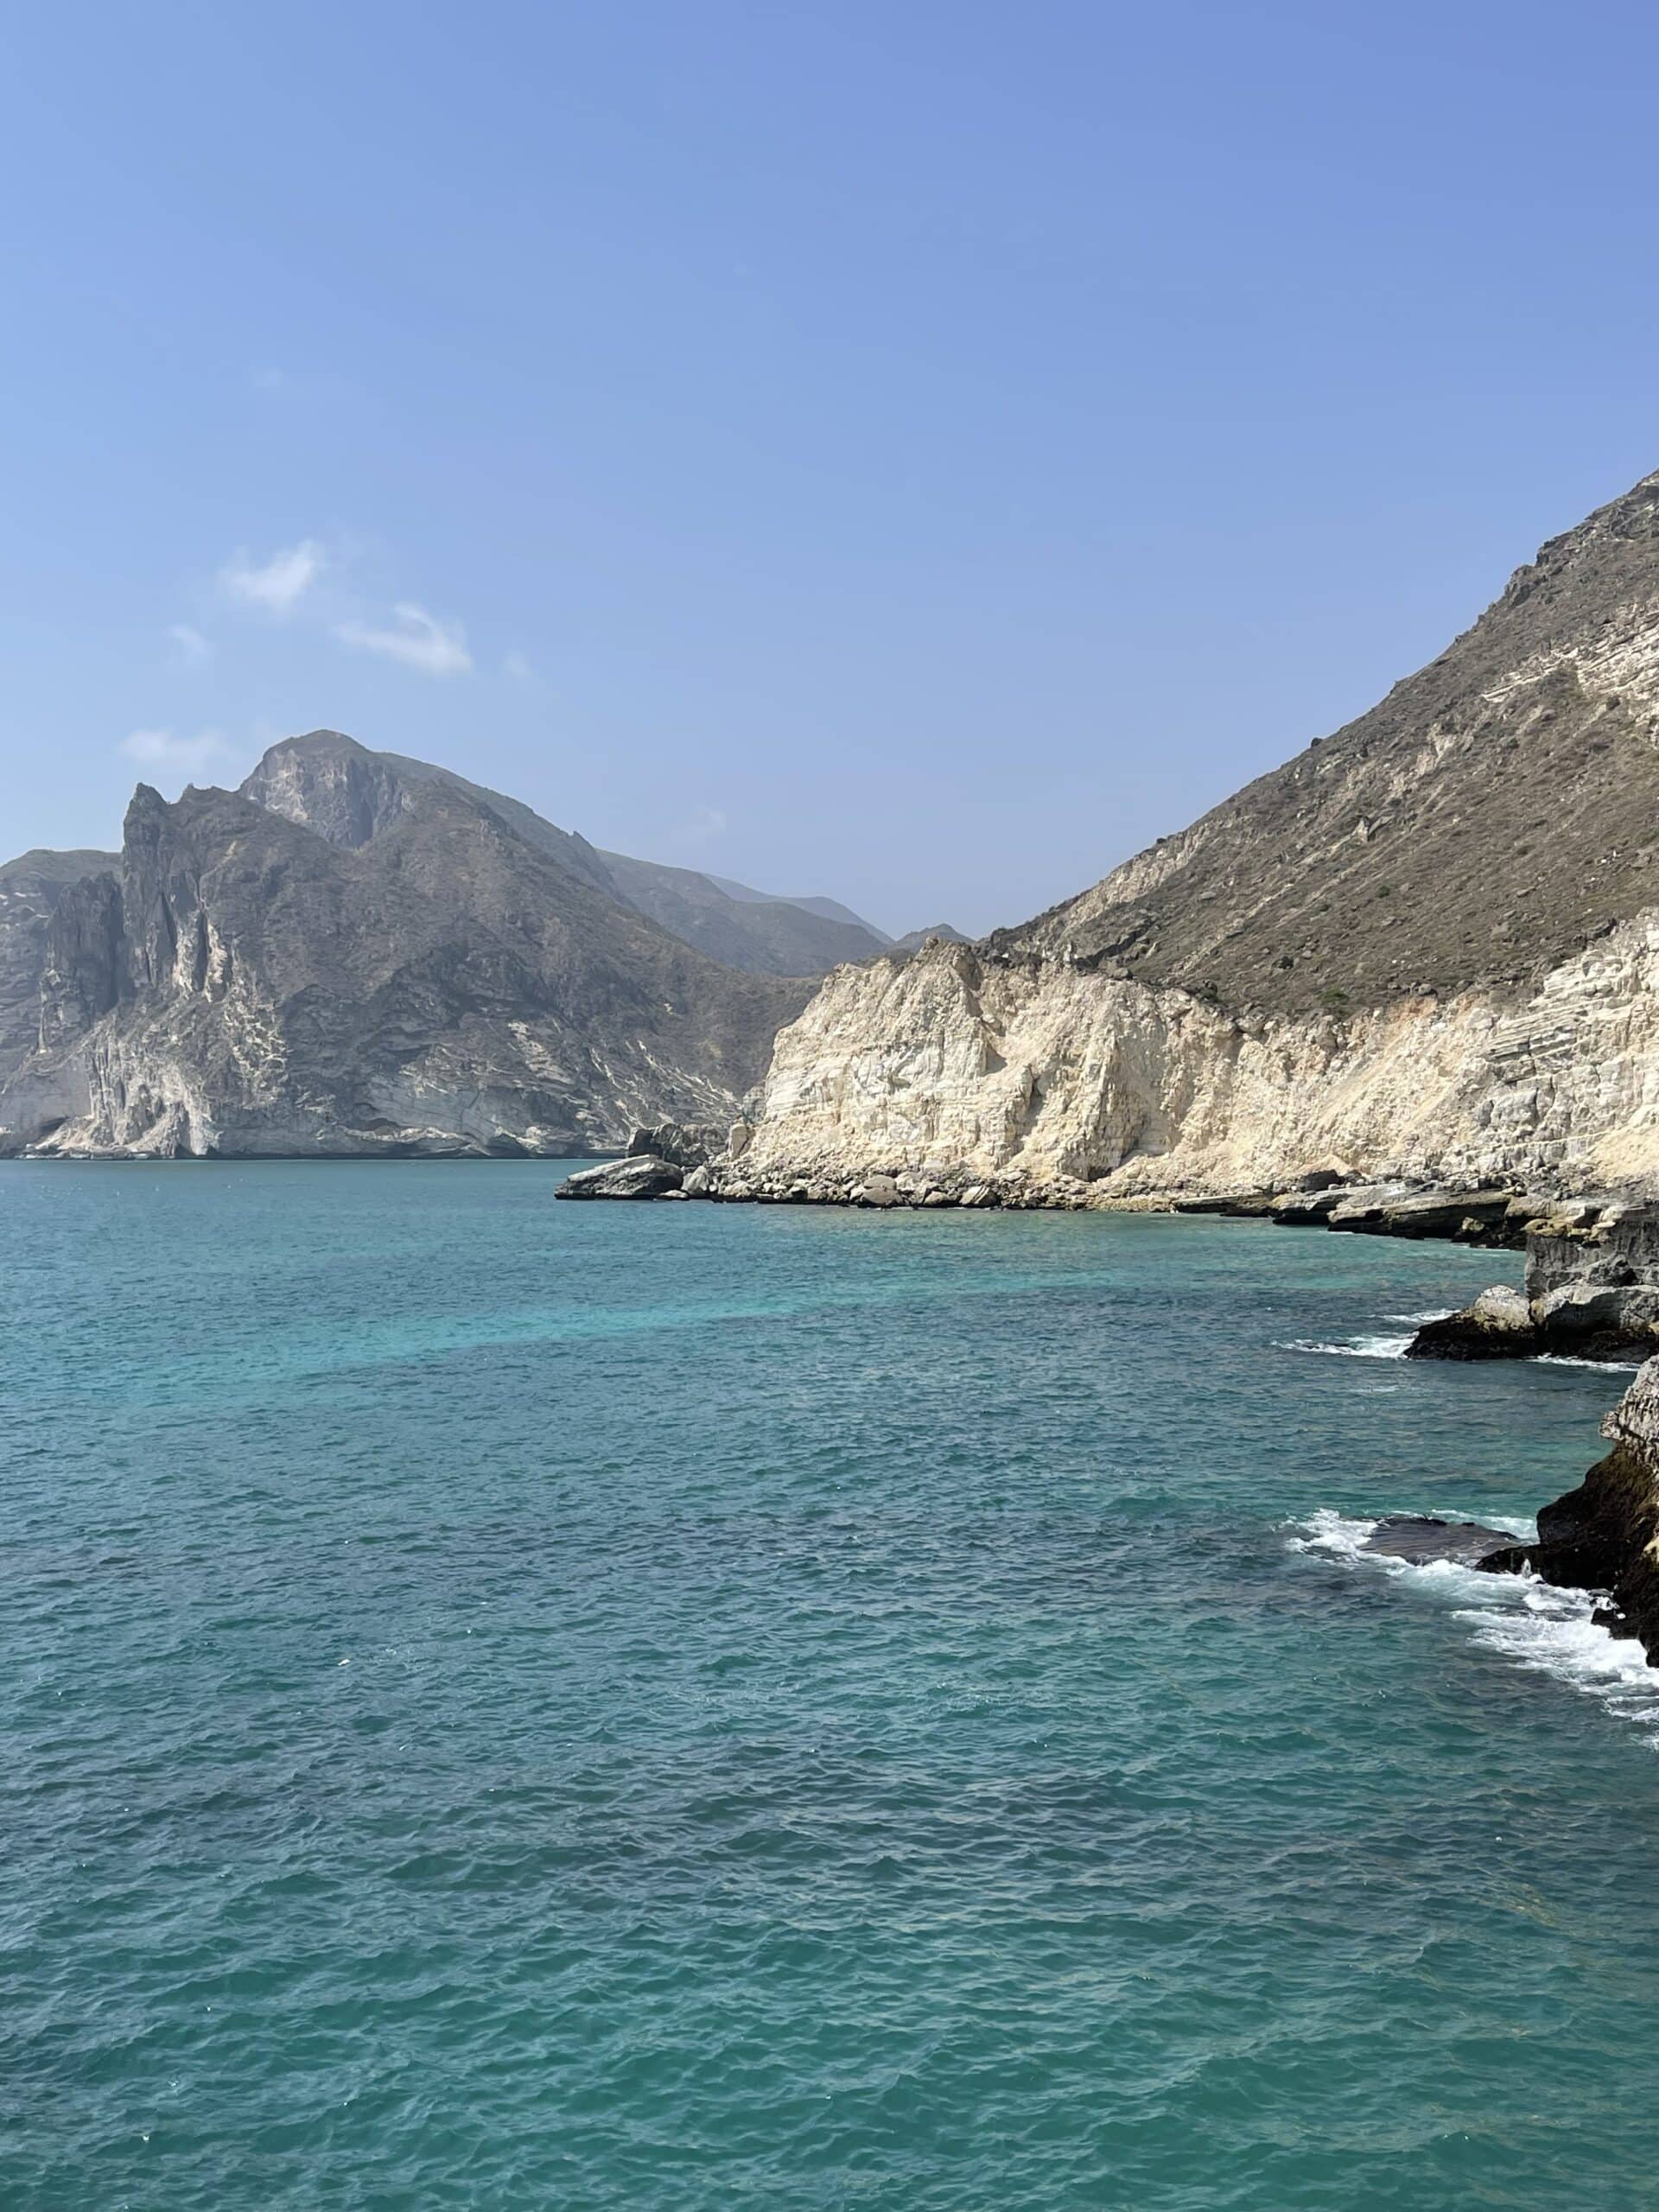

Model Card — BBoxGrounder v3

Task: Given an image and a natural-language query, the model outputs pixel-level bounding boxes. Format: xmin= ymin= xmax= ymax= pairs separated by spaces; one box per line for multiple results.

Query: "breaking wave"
xmin=1291 ymin=1509 xmax=1659 ymax=1741
xmin=1280 ymin=1333 xmax=1415 ymax=1360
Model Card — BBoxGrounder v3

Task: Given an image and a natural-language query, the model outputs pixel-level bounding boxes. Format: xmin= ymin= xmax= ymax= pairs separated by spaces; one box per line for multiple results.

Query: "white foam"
xmin=1287 ymin=1505 xmax=1379 ymax=1560
xmin=1284 ymin=1332 xmax=1642 ymax=1375
xmin=1281 ymin=1334 xmax=1414 ymax=1361
xmin=1291 ymin=1510 xmax=1659 ymax=1742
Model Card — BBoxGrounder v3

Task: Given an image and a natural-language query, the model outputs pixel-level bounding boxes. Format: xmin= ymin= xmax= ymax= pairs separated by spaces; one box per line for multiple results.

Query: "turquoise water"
xmin=5 ymin=1164 xmax=1659 ymax=2211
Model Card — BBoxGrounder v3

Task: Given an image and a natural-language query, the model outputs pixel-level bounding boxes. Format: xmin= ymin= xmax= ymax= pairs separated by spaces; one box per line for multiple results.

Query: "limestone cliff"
xmin=719 ymin=469 xmax=1659 ymax=1204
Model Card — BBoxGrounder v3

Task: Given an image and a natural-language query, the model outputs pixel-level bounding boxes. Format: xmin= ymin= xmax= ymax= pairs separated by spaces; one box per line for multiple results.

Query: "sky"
xmin=2 ymin=2 xmax=1657 ymax=937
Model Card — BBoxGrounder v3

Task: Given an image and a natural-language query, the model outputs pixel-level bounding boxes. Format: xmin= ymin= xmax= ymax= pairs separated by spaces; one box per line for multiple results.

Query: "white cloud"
xmin=504 ymin=650 xmax=533 ymax=681
xmin=120 ymin=728 xmax=229 ymax=772
xmin=334 ymin=602 xmax=473 ymax=677
xmin=220 ymin=538 xmax=324 ymax=613
xmin=681 ymin=803 xmax=728 ymax=845
xmin=168 ymin=622 xmax=212 ymax=663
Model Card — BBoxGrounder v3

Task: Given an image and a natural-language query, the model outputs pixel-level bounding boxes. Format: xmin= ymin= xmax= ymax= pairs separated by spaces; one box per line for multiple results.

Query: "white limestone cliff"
xmin=725 ymin=915 xmax=1659 ymax=1202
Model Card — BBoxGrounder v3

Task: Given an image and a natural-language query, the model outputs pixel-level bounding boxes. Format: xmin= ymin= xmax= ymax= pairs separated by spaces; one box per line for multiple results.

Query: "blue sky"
xmin=3 ymin=1 xmax=1656 ymax=933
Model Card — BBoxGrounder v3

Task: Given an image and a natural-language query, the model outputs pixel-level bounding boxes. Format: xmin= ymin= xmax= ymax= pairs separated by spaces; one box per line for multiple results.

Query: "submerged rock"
xmin=555 ymin=1154 xmax=683 ymax=1200
xmin=1363 ymin=1516 xmax=1522 ymax=1566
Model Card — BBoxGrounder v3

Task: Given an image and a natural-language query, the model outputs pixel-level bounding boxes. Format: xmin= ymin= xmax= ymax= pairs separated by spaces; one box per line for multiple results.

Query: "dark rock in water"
xmin=1173 ymin=1192 xmax=1275 ymax=1217
xmin=1592 ymin=1602 xmax=1640 ymax=1640
xmin=1268 ymin=1189 xmax=1346 ymax=1227
xmin=555 ymin=1154 xmax=683 ymax=1199
xmin=1363 ymin=1516 xmax=1522 ymax=1566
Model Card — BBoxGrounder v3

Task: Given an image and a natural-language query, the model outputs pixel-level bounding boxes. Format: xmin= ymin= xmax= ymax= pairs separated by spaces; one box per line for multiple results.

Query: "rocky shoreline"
xmin=558 ymin=1125 xmax=1533 ymax=1232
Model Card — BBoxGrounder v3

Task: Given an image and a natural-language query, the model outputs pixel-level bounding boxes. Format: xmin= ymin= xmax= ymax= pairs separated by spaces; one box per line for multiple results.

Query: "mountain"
xmin=241 ymin=728 xmax=622 ymax=896
xmin=0 ymin=766 xmax=809 ymax=1158
xmin=715 ymin=468 xmax=1659 ymax=1204
xmin=594 ymin=850 xmax=889 ymax=975
xmin=0 ymin=848 xmax=118 ymax=1084
xmin=243 ymin=731 xmax=888 ymax=977
xmin=709 ymin=879 xmax=888 ymax=933
xmin=999 ymin=472 xmax=1659 ymax=1013
xmin=889 ymin=924 xmax=969 ymax=954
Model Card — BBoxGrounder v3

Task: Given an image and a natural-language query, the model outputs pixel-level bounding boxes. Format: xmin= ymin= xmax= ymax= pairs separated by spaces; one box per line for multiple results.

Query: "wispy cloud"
xmin=680 ymin=803 xmax=728 ymax=846
xmin=168 ymin=622 xmax=212 ymax=663
xmin=120 ymin=728 xmax=229 ymax=772
xmin=334 ymin=602 xmax=473 ymax=677
xmin=504 ymin=650 xmax=533 ymax=681
xmin=219 ymin=538 xmax=324 ymax=613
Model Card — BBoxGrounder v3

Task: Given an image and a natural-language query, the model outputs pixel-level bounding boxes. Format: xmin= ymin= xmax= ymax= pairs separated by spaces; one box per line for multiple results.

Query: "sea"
xmin=5 ymin=1160 xmax=1659 ymax=2210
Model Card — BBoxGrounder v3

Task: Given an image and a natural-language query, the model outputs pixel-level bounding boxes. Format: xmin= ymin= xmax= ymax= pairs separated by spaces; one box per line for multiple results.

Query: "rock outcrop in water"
xmin=0 ymin=779 xmax=809 ymax=1158
xmin=699 ymin=468 xmax=1659 ymax=1207
xmin=556 ymin=1154 xmax=688 ymax=1199
xmin=1479 ymin=1357 xmax=1659 ymax=1662
xmin=1408 ymin=1200 xmax=1659 ymax=1363
xmin=1363 ymin=1516 xmax=1523 ymax=1567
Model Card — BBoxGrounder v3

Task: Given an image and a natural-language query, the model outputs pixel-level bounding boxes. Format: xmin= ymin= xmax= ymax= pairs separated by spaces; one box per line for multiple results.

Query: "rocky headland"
xmin=647 ymin=469 xmax=1659 ymax=1216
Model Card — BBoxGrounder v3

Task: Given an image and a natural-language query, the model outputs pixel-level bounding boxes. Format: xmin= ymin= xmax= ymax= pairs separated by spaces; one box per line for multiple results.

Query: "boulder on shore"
xmin=626 ymin=1122 xmax=722 ymax=1170
xmin=1406 ymin=1286 xmax=1538 ymax=1360
xmin=555 ymin=1154 xmax=683 ymax=1200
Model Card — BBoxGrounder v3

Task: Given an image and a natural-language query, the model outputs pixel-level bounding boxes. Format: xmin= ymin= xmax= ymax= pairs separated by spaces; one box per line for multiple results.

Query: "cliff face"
xmin=728 ymin=470 xmax=1659 ymax=1201
xmin=732 ymin=918 xmax=1659 ymax=1198
xmin=2 ymin=781 xmax=807 ymax=1158
xmin=0 ymin=848 xmax=118 ymax=1083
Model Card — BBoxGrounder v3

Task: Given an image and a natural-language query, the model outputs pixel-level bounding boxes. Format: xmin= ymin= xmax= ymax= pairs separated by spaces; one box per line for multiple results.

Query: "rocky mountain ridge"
xmin=241 ymin=730 xmax=895 ymax=978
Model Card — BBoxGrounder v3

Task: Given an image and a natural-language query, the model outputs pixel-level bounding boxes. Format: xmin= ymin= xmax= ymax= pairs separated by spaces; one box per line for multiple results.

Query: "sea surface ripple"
xmin=3 ymin=1162 xmax=1659 ymax=2210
